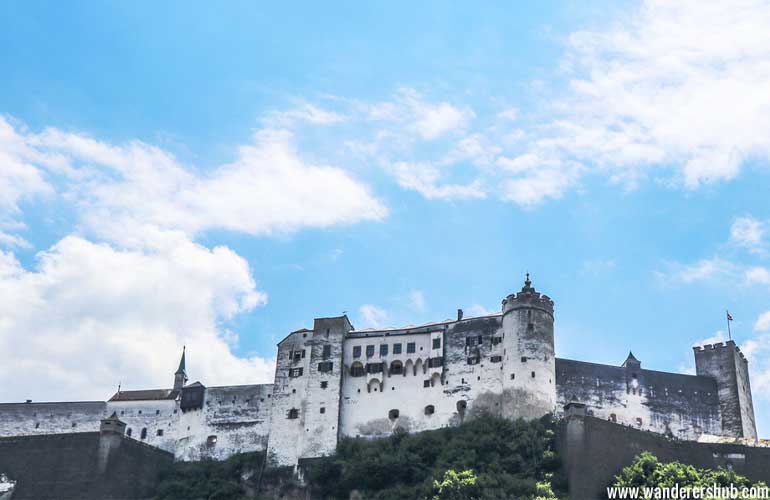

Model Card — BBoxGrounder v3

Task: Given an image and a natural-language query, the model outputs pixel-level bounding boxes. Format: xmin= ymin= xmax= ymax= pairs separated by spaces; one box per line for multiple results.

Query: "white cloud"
xmin=755 ymin=311 xmax=770 ymax=333
xmin=466 ymin=304 xmax=497 ymax=317
xmin=408 ymin=290 xmax=426 ymax=312
xmin=358 ymin=304 xmax=389 ymax=329
xmin=505 ymin=0 xmax=770 ymax=200
xmin=390 ymin=161 xmax=486 ymax=200
xmin=266 ymin=103 xmax=345 ymax=127
xmin=0 ymin=117 xmax=388 ymax=247
xmin=693 ymin=330 xmax=728 ymax=347
xmin=0 ymin=235 xmax=273 ymax=402
xmin=731 ymin=217 xmax=768 ymax=254
xmin=746 ymin=266 xmax=770 ymax=286
xmin=661 ymin=258 xmax=739 ymax=284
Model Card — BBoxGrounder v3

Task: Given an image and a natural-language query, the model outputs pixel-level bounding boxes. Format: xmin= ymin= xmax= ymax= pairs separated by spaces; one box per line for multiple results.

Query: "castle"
xmin=0 ymin=276 xmax=758 ymax=468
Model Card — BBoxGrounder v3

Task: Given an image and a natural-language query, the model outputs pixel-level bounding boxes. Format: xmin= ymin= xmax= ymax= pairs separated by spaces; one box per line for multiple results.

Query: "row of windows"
xmin=126 ymin=427 xmax=163 ymax=439
xmin=352 ymin=338 xmax=442 ymax=359
xmin=289 ymin=345 xmax=333 ymax=362
xmin=349 ymin=358 xmax=444 ymax=377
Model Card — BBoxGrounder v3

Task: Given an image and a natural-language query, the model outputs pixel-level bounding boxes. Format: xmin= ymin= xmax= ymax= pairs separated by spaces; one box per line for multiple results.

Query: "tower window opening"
xmin=157 ymin=429 xmax=164 ymax=436
xmin=288 ymin=408 xmax=299 ymax=419
xmin=521 ymin=356 xmax=528 ymax=363
xmin=207 ymin=435 xmax=217 ymax=447
xmin=511 ymin=373 xmax=515 ymax=380
xmin=424 ymin=405 xmax=435 ymax=415
xmin=140 ymin=428 xmax=147 ymax=440
xmin=531 ymin=371 xmax=536 ymax=378
xmin=388 ymin=409 xmax=400 ymax=420
xmin=127 ymin=428 xmax=132 ymax=437
xmin=321 ymin=381 xmax=328 ymax=389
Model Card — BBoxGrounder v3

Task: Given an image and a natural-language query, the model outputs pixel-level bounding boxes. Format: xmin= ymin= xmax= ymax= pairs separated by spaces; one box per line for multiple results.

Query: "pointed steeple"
xmin=175 ymin=346 xmax=186 ymax=375
xmin=622 ymin=351 xmax=641 ymax=369
xmin=173 ymin=346 xmax=188 ymax=391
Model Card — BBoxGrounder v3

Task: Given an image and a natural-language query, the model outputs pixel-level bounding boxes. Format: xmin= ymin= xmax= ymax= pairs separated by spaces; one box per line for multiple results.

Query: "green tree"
xmin=612 ymin=452 xmax=769 ymax=500
xmin=432 ymin=469 xmax=479 ymax=500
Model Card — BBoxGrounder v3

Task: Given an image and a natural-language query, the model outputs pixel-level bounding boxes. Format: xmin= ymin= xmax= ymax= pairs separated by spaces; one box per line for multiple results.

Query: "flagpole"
xmin=726 ymin=310 xmax=732 ymax=341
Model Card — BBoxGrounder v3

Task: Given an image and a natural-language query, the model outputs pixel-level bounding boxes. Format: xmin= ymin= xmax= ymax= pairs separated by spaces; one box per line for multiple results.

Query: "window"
xmin=207 ymin=435 xmax=217 ymax=447
xmin=610 ymin=414 xmax=617 ymax=423
xmin=71 ymin=422 xmax=77 ymax=428
xmin=390 ymin=360 xmax=403 ymax=375
xmin=407 ymin=342 xmax=416 ymax=354
xmin=424 ymin=405 xmax=435 ymax=415
xmin=318 ymin=361 xmax=333 ymax=373
xmin=531 ymin=371 xmax=536 ymax=378
xmin=423 ymin=380 xmax=431 ymax=388
xmin=350 ymin=362 xmax=365 ymax=377
xmin=289 ymin=367 xmax=304 ymax=378
xmin=432 ymin=338 xmax=441 ymax=349
xmin=140 ymin=428 xmax=147 ymax=440
xmin=380 ymin=344 xmax=388 ymax=356
xmin=510 ymin=373 xmax=515 ymax=380
xmin=366 ymin=345 xmax=375 ymax=357
xmin=428 ymin=357 xmax=443 ymax=368
xmin=490 ymin=355 xmax=502 ymax=363
xmin=491 ymin=337 xmax=502 ymax=345
xmin=35 ymin=422 xmax=40 ymax=429
xmin=323 ymin=345 xmax=331 ymax=359
xmin=127 ymin=428 xmax=132 ymax=437
xmin=465 ymin=335 xmax=483 ymax=347
xmin=353 ymin=346 xmax=362 ymax=358
xmin=636 ymin=417 xmax=643 ymax=427
xmin=157 ymin=429 xmax=164 ymax=436
xmin=521 ymin=356 xmax=528 ymax=363
xmin=321 ymin=381 xmax=328 ymax=389
xmin=366 ymin=362 xmax=384 ymax=374
xmin=467 ymin=357 xmax=479 ymax=365
xmin=388 ymin=409 xmax=400 ymax=420
xmin=138 ymin=410 xmax=142 ymax=414
xmin=156 ymin=409 xmax=160 ymax=415
xmin=457 ymin=400 xmax=467 ymax=412
xmin=393 ymin=343 xmax=402 ymax=354
xmin=320 ymin=407 xmax=326 ymax=414
xmin=288 ymin=408 xmax=299 ymax=419
xmin=290 ymin=349 xmax=305 ymax=362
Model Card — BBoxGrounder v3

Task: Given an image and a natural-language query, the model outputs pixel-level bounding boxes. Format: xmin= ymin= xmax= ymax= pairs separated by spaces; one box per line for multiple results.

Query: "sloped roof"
xmin=108 ymin=388 xmax=178 ymax=402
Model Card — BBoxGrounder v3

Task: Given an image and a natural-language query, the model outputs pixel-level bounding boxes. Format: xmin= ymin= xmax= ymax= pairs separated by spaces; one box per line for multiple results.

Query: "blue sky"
xmin=1 ymin=1 xmax=769 ymax=436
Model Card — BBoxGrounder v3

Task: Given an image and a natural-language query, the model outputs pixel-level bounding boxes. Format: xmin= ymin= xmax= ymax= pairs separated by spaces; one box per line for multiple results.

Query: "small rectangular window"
xmin=380 ymin=344 xmax=388 ymax=356
xmin=491 ymin=337 xmax=502 ymax=345
xmin=477 ymin=335 xmax=483 ymax=344
xmin=521 ymin=356 xmax=528 ymax=363
xmin=531 ymin=371 xmax=536 ymax=378
xmin=432 ymin=338 xmax=441 ymax=349
xmin=423 ymin=380 xmax=431 ymax=388
xmin=428 ymin=357 xmax=444 ymax=368
xmin=157 ymin=429 xmax=164 ymax=436
xmin=320 ymin=407 xmax=326 ymax=414
xmin=321 ymin=381 xmax=328 ymax=389
xmin=353 ymin=346 xmax=362 ymax=358
xmin=318 ymin=361 xmax=333 ymax=373
xmin=407 ymin=342 xmax=416 ymax=354
xmin=490 ymin=355 xmax=502 ymax=363
xmin=289 ymin=367 xmax=304 ymax=378
xmin=467 ymin=357 xmax=479 ymax=365
xmin=322 ymin=345 xmax=331 ymax=358
xmin=366 ymin=345 xmax=375 ymax=357
xmin=288 ymin=408 xmax=299 ymax=419
xmin=393 ymin=343 xmax=402 ymax=354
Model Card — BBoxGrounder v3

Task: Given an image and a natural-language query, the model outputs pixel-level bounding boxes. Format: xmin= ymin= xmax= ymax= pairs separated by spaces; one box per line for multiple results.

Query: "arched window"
xmin=350 ymin=362 xmax=365 ymax=377
xmin=389 ymin=360 xmax=403 ymax=375
xmin=424 ymin=405 xmax=435 ymax=415
xmin=207 ymin=435 xmax=217 ymax=447
xmin=140 ymin=428 xmax=147 ymax=440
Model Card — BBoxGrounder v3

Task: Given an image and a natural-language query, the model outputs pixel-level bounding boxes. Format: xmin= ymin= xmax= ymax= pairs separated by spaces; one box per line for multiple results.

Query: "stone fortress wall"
xmin=0 ymin=277 xmax=759 ymax=468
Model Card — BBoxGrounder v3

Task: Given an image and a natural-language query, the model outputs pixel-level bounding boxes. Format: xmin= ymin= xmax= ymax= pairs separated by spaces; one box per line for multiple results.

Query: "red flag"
xmin=727 ymin=311 xmax=734 ymax=321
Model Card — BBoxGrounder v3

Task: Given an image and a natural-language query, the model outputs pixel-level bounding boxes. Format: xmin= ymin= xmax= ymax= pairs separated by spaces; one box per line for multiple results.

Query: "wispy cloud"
xmin=359 ymin=304 xmax=389 ymax=329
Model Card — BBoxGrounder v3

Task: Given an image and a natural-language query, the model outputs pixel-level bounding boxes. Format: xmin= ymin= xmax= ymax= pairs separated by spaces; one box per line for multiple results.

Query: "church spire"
xmin=173 ymin=346 xmax=188 ymax=391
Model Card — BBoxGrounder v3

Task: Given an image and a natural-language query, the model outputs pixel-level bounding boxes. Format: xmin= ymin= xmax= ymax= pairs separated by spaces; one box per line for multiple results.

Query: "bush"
xmin=307 ymin=414 xmax=564 ymax=500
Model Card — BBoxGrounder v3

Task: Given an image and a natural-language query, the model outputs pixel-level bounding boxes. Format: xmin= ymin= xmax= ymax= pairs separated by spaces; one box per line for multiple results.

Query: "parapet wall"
xmin=559 ymin=413 xmax=770 ymax=500
xmin=0 ymin=431 xmax=173 ymax=499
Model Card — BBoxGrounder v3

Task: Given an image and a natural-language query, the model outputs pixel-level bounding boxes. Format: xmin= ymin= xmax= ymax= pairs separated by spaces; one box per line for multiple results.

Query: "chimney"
xmin=457 ymin=309 xmax=463 ymax=321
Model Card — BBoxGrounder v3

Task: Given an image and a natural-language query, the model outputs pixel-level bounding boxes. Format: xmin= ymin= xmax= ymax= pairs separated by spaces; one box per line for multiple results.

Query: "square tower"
xmin=693 ymin=341 xmax=757 ymax=440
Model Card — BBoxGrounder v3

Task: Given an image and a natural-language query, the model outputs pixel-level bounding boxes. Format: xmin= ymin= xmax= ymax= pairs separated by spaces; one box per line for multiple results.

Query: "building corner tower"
xmin=693 ymin=340 xmax=757 ymax=440
xmin=501 ymin=274 xmax=556 ymax=420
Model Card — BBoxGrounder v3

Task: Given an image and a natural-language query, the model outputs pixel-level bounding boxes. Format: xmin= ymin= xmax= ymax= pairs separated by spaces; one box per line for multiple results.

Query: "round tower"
xmin=500 ymin=274 xmax=555 ymax=420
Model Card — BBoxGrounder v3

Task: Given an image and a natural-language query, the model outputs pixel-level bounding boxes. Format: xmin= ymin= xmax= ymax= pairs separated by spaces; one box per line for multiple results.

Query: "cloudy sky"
xmin=1 ymin=0 xmax=769 ymax=435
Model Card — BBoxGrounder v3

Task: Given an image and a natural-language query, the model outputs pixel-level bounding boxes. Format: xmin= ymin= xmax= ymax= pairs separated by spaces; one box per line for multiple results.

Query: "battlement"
xmin=692 ymin=340 xmax=747 ymax=362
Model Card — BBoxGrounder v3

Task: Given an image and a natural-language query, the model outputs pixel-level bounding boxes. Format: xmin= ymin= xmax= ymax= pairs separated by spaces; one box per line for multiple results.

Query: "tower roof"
xmin=622 ymin=351 xmax=641 ymax=367
xmin=175 ymin=346 xmax=186 ymax=375
xmin=521 ymin=272 xmax=535 ymax=293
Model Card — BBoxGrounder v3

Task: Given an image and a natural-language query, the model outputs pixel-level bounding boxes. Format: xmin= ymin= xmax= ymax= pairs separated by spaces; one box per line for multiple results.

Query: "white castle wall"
xmin=0 ymin=402 xmax=106 ymax=436
xmin=107 ymin=399 xmax=179 ymax=452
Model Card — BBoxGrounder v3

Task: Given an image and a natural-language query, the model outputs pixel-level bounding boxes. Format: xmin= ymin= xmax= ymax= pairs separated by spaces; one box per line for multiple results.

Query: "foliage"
xmin=612 ymin=452 xmax=769 ymax=500
xmin=153 ymin=451 xmax=265 ymax=500
xmin=307 ymin=414 xmax=564 ymax=500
